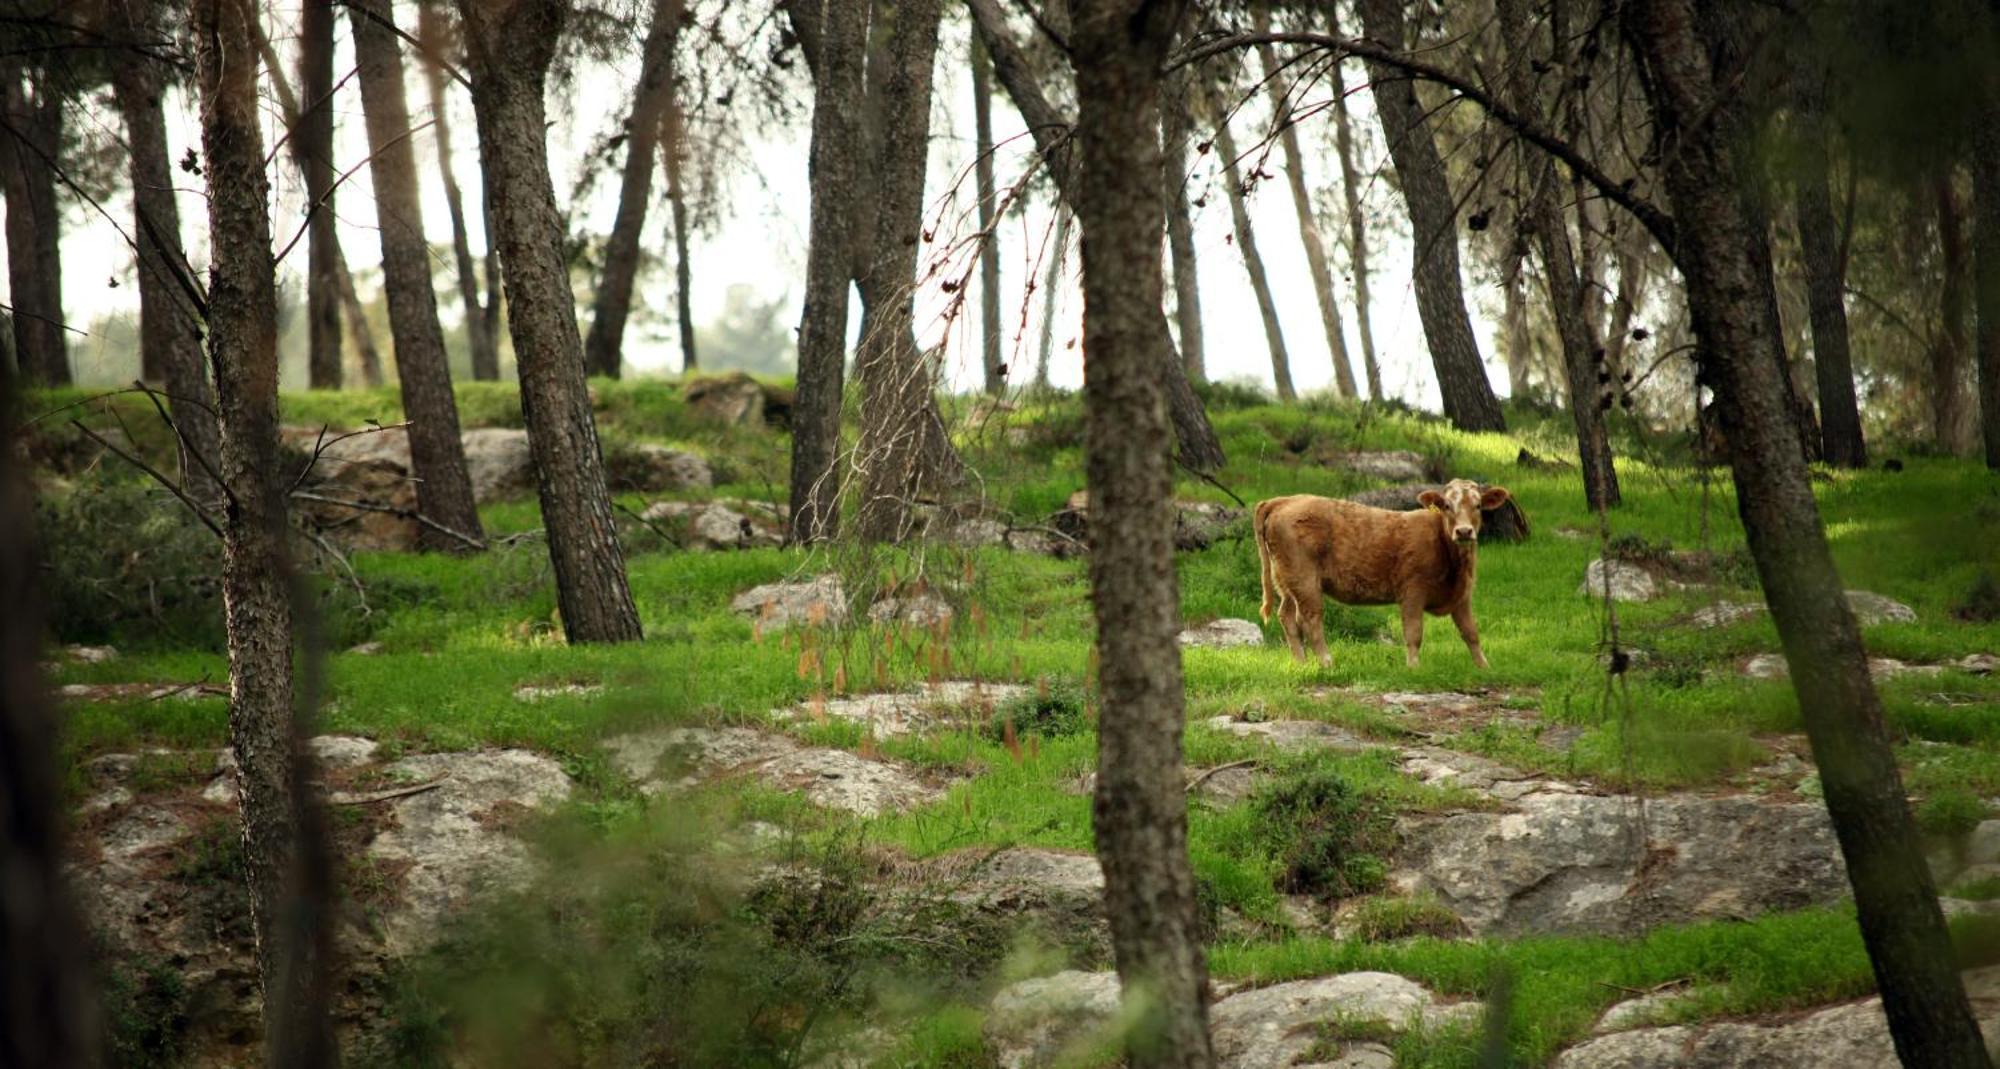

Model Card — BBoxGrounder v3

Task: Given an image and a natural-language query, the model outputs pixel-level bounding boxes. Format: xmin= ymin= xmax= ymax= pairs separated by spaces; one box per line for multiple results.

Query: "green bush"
xmin=1250 ymin=763 xmax=1396 ymax=900
xmin=35 ymin=471 xmax=226 ymax=649
xmin=1918 ymin=789 xmax=1989 ymax=836
xmin=987 ymin=681 xmax=1091 ymax=743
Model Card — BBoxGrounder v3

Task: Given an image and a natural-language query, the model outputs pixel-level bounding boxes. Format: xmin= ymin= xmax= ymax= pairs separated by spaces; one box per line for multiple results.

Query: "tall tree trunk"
xmin=1255 ymin=14 xmax=1357 ymax=399
xmin=1496 ymin=0 xmax=1618 ymax=509
xmin=968 ymin=0 xmax=1226 ymax=471
xmin=416 ymin=0 xmax=498 ymax=382
xmin=1072 ymin=2 xmax=1216 ymax=1062
xmin=1356 ymin=0 xmax=1504 ymax=431
xmin=1624 ymin=3 xmax=1991 ymax=1064
xmin=1327 ymin=3 xmax=1381 ymax=401
xmin=192 ymin=1 xmax=335 ymax=1059
xmin=480 ymin=166 xmax=504 ymax=373
xmin=1207 ymin=93 xmax=1295 ymax=401
xmin=1792 ymin=78 xmax=1867 ymax=468
xmin=1501 ymin=249 xmax=1532 ymax=397
xmin=337 ymin=257 xmax=387 ymax=387
xmin=350 ymin=0 xmax=486 ymax=554
xmin=786 ymin=0 xmax=867 ymax=544
xmin=1935 ymin=173 xmax=1981 ymax=456
xmin=1162 ymin=70 xmax=1204 ymax=382
xmin=1 ymin=65 xmax=67 ymax=386
xmin=852 ymin=0 xmax=962 ymax=543
xmin=1036 ymin=203 xmax=1071 ymax=389
xmin=458 ymin=0 xmax=642 ymax=643
xmin=582 ymin=0 xmax=683 ymax=380
xmin=974 ymin=37 xmax=1005 ymax=395
xmin=299 ymin=0 xmax=342 ymax=389
xmin=1978 ymin=87 xmax=2000 ymax=470
xmin=112 ymin=0 xmax=222 ymax=500
xmin=663 ymin=96 xmax=697 ymax=372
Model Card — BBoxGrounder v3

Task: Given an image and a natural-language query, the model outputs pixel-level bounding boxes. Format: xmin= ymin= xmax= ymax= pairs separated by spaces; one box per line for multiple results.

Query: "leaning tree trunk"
xmin=968 ymin=0 xmax=1226 ymax=471
xmin=1072 ymin=1 xmax=1216 ymax=1062
xmin=416 ymin=0 xmax=499 ymax=382
xmin=1 ymin=66 xmax=67 ymax=386
xmin=350 ymin=0 xmax=486 ymax=554
xmin=299 ymin=0 xmax=342 ymax=389
xmin=786 ymin=0 xmax=867 ymax=544
xmin=582 ymin=0 xmax=683 ymax=380
xmin=974 ymin=37 xmax=1005 ymax=395
xmin=852 ymin=0 xmax=962 ymax=543
xmin=1327 ymin=2 xmax=1381 ymax=401
xmin=1624 ymin=2 xmax=1991 ymax=1065
xmin=458 ymin=0 xmax=642 ymax=643
xmin=1792 ymin=77 xmax=1866 ymax=468
xmin=111 ymin=0 xmax=222 ymax=501
xmin=1978 ymin=85 xmax=2000 ymax=470
xmin=663 ymin=96 xmax=697 ymax=372
xmin=1357 ymin=0 xmax=1504 ymax=431
xmin=1255 ymin=15 xmax=1357 ymax=399
xmin=1207 ymin=91 xmax=1296 ymax=402
xmin=1496 ymin=0 xmax=1618 ymax=509
xmin=1935 ymin=173 xmax=1981 ymax=457
xmin=1036 ymin=203 xmax=1072 ymax=388
xmin=1162 ymin=68 xmax=1205 ymax=382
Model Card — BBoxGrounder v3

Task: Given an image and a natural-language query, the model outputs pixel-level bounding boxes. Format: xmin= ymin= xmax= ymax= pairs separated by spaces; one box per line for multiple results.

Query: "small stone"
xmin=347 ymin=641 xmax=384 ymax=656
xmin=868 ymin=595 xmax=956 ymax=628
xmin=65 ymin=644 xmax=118 ymax=664
xmin=1580 ymin=559 xmax=1657 ymax=602
xmin=1957 ymin=653 xmax=1999 ymax=675
xmin=512 ymin=682 xmax=604 ymax=703
xmin=1690 ymin=601 xmax=1765 ymax=628
xmin=1594 ymin=988 xmax=1700 ymax=1034
xmin=1179 ymin=618 xmax=1265 ymax=649
xmin=309 ymin=735 xmax=379 ymax=768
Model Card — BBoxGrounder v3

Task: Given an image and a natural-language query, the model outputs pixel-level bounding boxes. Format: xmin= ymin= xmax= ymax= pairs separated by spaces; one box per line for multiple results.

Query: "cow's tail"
xmin=1255 ymin=499 xmax=1279 ymax=624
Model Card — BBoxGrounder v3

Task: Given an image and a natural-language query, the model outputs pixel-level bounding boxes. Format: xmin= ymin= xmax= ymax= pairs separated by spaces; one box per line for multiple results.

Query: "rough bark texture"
xmin=1327 ymin=3 xmax=1381 ymax=401
xmin=1162 ymin=71 xmax=1205 ymax=382
xmin=852 ymin=0 xmax=959 ymax=543
xmin=1935 ymin=174 xmax=1981 ymax=457
xmin=350 ymin=0 xmax=486 ymax=554
xmin=1357 ymin=0 xmax=1504 ymax=431
xmin=583 ymin=0 xmax=683 ymax=380
xmin=1792 ymin=80 xmax=1866 ymax=468
xmin=663 ymin=96 xmax=697 ymax=372
xmin=1255 ymin=18 xmax=1357 ymax=399
xmin=974 ymin=37 xmax=1005 ymax=395
xmin=458 ymin=0 xmax=642 ymax=643
xmin=300 ymin=0 xmax=342 ymax=389
xmin=1 ymin=65 xmax=67 ymax=386
xmin=112 ymin=0 xmax=222 ymax=499
xmin=1624 ymin=3 xmax=1991 ymax=1065
xmin=417 ymin=0 xmax=499 ymax=382
xmin=1072 ymin=2 xmax=1216 ymax=1064
xmin=1979 ymin=87 xmax=2000 ymax=470
xmin=1501 ymin=251 xmax=1532 ymax=396
xmin=1496 ymin=0 xmax=1618 ymax=509
xmin=969 ymin=0 xmax=1225 ymax=471
xmin=1036 ymin=203 xmax=1072 ymax=388
xmin=786 ymin=0 xmax=866 ymax=545
xmin=1207 ymin=95 xmax=1295 ymax=401
xmin=480 ymin=166 xmax=504 ymax=374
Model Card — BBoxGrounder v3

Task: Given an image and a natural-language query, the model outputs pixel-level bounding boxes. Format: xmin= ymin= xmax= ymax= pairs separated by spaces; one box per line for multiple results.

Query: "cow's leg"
xmin=1276 ymin=581 xmax=1309 ymax=662
xmin=1452 ymin=603 xmax=1489 ymax=668
xmin=1399 ymin=596 xmax=1426 ymax=667
xmin=1297 ymin=588 xmax=1332 ymax=668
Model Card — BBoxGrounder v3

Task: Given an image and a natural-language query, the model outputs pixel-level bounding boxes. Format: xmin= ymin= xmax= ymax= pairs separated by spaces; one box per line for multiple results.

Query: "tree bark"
xmin=1 ymin=65 xmax=67 ymax=386
xmin=1072 ymin=2 xmax=1216 ymax=1062
xmin=1206 ymin=91 xmax=1295 ymax=401
xmin=350 ymin=0 xmax=486 ymax=554
xmin=583 ymin=0 xmax=683 ymax=380
xmin=1162 ymin=70 xmax=1205 ymax=382
xmin=480 ymin=164 xmax=504 ymax=374
xmin=1327 ymin=3 xmax=1381 ymax=401
xmin=299 ymin=0 xmax=342 ymax=389
xmin=111 ymin=0 xmax=222 ymax=500
xmin=787 ymin=0 xmax=867 ymax=545
xmin=1791 ymin=78 xmax=1867 ymax=468
xmin=1036 ymin=203 xmax=1072 ymax=389
xmin=1356 ymin=0 xmax=1504 ymax=431
xmin=1496 ymin=0 xmax=1618 ymax=509
xmin=1255 ymin=13 xmax=1357 ymax=399
xmin=974 ymin=36 xmax=1005 ymax=395
xmin=416 ymin=0 xmax=499 ymax=382
xmin=663 ymin=95 xmax=697 ymax=372
xmin=1623 ymin=3 xmax=1991 ymax=1065
xmin=1935 ymin=173 xmax=1981 ymax=457
xmin=1978 ymin=86 xmax=2000 ymax=470
xmin=969 ymin=0 xmax=1226 ymax=471
xmin=1501 ymin=249 xmax=1532 ymax=397
xmin=458 ymin=0 xmax=642 ymax=643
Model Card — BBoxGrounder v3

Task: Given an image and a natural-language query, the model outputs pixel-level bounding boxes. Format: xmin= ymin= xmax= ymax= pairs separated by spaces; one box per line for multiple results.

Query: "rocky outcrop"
xmin=730 ymin=575 xmax=849 ymax=628
xmin=1180 ymin=618 xmax=1266 ymax=649
xmin=640 ymin=500 xmax=783 ymax=551
xmin=984 ymin=970 xmax=1123 ymax=1069
xmin=684 ymin=371 xmax=793 ymax=428
xmin=776 ymin=681 xmax=1029 ymax=737
xmin=603 ymin=725 xmax=947 ymax=817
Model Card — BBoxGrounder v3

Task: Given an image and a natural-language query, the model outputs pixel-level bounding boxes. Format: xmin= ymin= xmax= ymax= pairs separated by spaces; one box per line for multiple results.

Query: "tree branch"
xmin=69 ymin=420 xmax=224 ymax=539
xmin=290 ymin=490 xmax=487 ymax=551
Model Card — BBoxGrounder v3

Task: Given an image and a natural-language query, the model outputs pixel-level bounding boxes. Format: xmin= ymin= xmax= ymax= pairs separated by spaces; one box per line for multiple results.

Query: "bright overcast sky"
xmin=42 ymin=9 xmax=1515 ymax=411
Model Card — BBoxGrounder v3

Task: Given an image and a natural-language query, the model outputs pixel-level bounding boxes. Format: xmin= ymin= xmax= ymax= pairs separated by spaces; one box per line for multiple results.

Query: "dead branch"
xmin=69 ymin=420 xmax=224 ymax=539
xmin=290 ymin=490 xmax=487 ymax=551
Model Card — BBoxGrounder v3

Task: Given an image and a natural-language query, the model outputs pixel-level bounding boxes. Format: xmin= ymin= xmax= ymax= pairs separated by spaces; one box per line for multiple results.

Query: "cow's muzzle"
xmin=1454 ymin=527 xmax=1476 ymax=544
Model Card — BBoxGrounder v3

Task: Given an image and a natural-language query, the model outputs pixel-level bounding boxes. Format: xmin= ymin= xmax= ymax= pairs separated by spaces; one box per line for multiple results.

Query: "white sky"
xmin=44 ymin=9 xmax=1515 ymax=411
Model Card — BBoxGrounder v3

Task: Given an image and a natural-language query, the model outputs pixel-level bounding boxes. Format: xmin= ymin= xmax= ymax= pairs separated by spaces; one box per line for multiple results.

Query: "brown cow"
xmin=1255 ymin=479 xmax=1511 ymax=668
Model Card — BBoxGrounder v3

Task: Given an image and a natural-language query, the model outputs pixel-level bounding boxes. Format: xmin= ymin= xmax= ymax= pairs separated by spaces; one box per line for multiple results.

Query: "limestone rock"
xmin=1207 ymin=714 xmax=1373 ymax=752
xmin=605 ymin=442 xmax=712 ymax=492
xmin=603 ymin=725 xmax=945 ymax=817
xmin=984 ymin=970 xmax=1123 ymax=1069
xmin=1330 ymin=450 xmax=1432 ymax=482
xmin=781 ymin=681 xmax=1028 ymax=737
xmin=868 ymin=594 xmax=956 ymax=628
xmin=1580 ymin=559 xmax=1658 ymax=602
xmin=1208 ymin=973 xmax=1482 ymax=1069
xmin=1594 ymin=988 xmax=1703 ymax=1034
xmin=513 ymin=681 xmax=604 ymax=702
xmin=309 ymin=735 xmax=379 ymax=768
xmin=1689 ymin=601 xmax=1765 ymax=629
xmin=731 ymin=575 xmax=849 ymax=628
xmin=685 ymin=371 xmax=791 ymax=428
xmin=460 ymin=427 xmax=536 ymax=503
xmin=1180 ymin=618 xmax=1266 ymax=649
xmin=640 ymin=500 xmax=782 ymax=551
xmin=1843 ymin=590 xmax=1916 ymax=625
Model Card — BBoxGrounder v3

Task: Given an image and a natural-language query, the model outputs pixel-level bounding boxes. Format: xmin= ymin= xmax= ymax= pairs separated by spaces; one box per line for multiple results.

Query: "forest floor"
xmin=28 ymin=379 xmax=2000 ymax=1067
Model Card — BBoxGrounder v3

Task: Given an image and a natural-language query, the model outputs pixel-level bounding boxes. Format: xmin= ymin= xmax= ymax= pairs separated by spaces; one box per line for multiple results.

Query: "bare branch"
xmin=68 ymin=420 xmax=224 ymax=539
xmin=289 ymin=490 xmax=487 ymax=551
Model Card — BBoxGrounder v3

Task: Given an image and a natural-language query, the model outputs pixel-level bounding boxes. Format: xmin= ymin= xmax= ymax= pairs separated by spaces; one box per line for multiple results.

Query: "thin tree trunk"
xmin=582 ymin=0 xmax=683 ymax=380
xmin=1 ymin=65 xmax=67 ymax=386
xmin=1935 ymin=173 xmax=1981 ymax=457
xmin=1072 ymin=2 xmax=1215 ymax=1062
xmin=416 ymin=0 xmax=498 ymax=382
xmin=1624 ymin=3 xmax=1991 ymax=1065
xmin=968 ymin=0 xmax=1226 ymax=471
xmin=1977 ymin=86 xmax=2000 ymax=470
xmin=853 ymin=0 xmax=961 ymax=543
xmin=350 ymin=0 xmax=486 ymax=554
xmin=300 ymin=0 xmax=342 ymax=389
xmin=1207 ymin=92 xmax=1295 ymax=401
xmin=1255 ymin=12 xmax=1357 ymax=399
xmin=1162 ymin=70 xmax=1204 ymax=382
xmin=480 ymin=167 xmax=503 ymax=373
xmin=1497 ymin=0 xmax=1618 ymax=509
xmin=1356 ymin=0 xmax=1504 ymax=431
xmin=1327 ymin=3 xmax=1380 ymax=401
xmin=974 ymin=37 xmax=1005 ymax=395
xmin=1792 ymin=77 xmax=1867 ymax=468
xmin=663 ymin=96 xmax=697 ymax=372
xmin=336 ymin=256 xmax=386 ymax=387
xmin=786 ymin=0 xmax=867 ymax=544
xmin=1501 ymin=248 xmax=1531 ymax=397
xmin=458 ymin=0 xmax=642 ymax=643
xmin=1036 ymin=203 xmax=1071 ymax=389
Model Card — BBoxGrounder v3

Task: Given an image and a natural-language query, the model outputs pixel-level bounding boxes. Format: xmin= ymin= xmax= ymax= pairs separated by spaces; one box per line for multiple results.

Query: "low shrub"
xmin=1250 ymin=762 xmax=1396 ymax=900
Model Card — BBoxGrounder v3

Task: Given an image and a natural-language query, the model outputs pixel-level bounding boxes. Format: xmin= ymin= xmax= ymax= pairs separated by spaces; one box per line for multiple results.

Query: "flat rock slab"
xmin=602 ymin=725 xmax=947 ymax=817
xmin=1399 ymin=746 xmax=1581 ymax=802
xmin=1738 ymin=653 xmax=1944 ymax=681
xmin=731 ymin=575 xmax=849 ymax=629
xmin=1557 ymin=966 xmax=2000 ymax=1068
xmin=782 ymin=680 xmax=1031 ymax=737
xmin=1689 ymin=591 xmax=1915 ymax=629
xmin=1180 ymin=618 xmax=1267 ymax=649
xmin=1206 ymin=715 xmax=1374 ymax=752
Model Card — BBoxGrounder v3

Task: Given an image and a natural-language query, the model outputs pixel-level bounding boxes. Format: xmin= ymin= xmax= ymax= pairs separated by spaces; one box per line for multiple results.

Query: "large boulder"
xmin=640 ymin=500 xmax=782 ymax=550
xmin=1346 ymin=483 xmax=1531 ymax=543
xmin=1327 ymin=449 xmax=1434 ymax=482
xmin=1580 ymin=558 xmax=1659 ymax=602
xmin=602 ymin=724 xmax=946 ymax=817
xmin=684 ymin=371 xmax=794 ymax=429
xmin=460 ymin=427 xmax=536 ymax=503
xmin=605 ymin=441 xmax=714 ymax=492
xmin=730 ymin=575 xmax=849 ymax=628
xmin=985 ymin=971 xmax=1123 ymax=1069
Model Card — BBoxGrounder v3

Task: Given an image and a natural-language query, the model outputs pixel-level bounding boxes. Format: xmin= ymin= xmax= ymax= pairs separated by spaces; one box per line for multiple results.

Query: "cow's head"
xmin=1418 ymin=479 xmax=1511 ymax=546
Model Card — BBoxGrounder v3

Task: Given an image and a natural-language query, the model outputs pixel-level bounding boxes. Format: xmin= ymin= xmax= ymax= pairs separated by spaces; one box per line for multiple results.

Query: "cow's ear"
xmin=1417 ymin=490 xmax=1445 ymax=511
xmin=1479 ymin=486 xmax=1512 ymax=510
